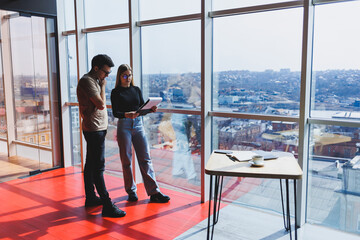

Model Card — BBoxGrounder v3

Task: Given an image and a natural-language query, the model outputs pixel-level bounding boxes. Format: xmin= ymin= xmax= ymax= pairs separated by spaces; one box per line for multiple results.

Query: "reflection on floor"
xmin=0 ymin=166 xmax=211 ymax=239
xmin=0 ymin=153 xmax=52 ymax=182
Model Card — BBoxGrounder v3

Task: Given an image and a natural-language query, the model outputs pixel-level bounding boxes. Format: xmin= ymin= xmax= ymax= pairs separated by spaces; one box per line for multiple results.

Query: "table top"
xmin=205 ymin=151 xmax=303 ymax=179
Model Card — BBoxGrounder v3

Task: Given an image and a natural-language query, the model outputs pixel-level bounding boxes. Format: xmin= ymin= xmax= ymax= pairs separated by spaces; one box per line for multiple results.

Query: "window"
xmin=213 ymin=117 xmax=298 ymax=211
xmin=307 ymin=124 xmax=360 ymax=231
xmin=66 ymin=35 xmax=78 ymax=102
xmin=86 ymin=29 xmax=130 ymax=102
xmin=311 ymin=1 xmax=360 ymax=118
xmin=144 ymin=113 xmax=201 ymax=192
xmin=84 ymin=0 xmax=128 ymax=28
xmin=141 ymin=20 xmax=201 ymax=193
xmin=213 ymin=8 xmax=303 ymax=115
xmin=63 ymin=0 xmax=75 ymax=30
xmin=9 ymin=16 xmax=52 ymax=147
xmin=141 ymin=21 xmax=201 ymax=109
xmin=70 ymin=106 xmax=81 ymax=165
xmin=139 ymin=0 xmax=200 ymax=21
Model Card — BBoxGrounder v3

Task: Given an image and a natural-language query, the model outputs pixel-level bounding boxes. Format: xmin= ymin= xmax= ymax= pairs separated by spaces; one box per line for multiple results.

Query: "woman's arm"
xmin=110 ymin=90 xmax=126 ymax=118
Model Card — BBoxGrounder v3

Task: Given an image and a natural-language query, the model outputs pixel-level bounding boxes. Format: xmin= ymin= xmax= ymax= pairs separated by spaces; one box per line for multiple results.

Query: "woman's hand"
xmin=151 ymin=106 xmax=158 ymax=112
xmin=125 ymin=111 xmax=139 ymax=119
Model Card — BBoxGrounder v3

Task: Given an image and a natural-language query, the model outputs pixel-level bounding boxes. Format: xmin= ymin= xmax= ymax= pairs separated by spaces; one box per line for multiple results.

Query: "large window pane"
xmin=63 ymin=0 xmax=75 ymax=30
xmin=139 ymin=0 xmax=200 ymax=21
xmin=105 ymin=109 xmax=123 ymax=176
xmin=10 ymin=16 xmax=52 ymax=147
xmin=105 ymin=112 xmax=201 ymax=190
xmin=86 ymin=29 xmax=130 ymax=104
xmin=0 ymin=47 xmax=6 ymax=139
xmin=67 ymin=35 xmax=78 ymax=102
xmin=213 ymin=117 xmax=298 ymax=212
xmin=70 ymin=106 xmax=81 ymax=165
xmin=84 ymin=0 xmax=128 ymax=28
xmin=311 ymin=1 xmax=360 ymax=118
xmin=141 ymin=21 xmax=201 ymax=109
xmin=213 ymin=8 xmax=303 ymax=116
xmin=213 ymin=117 xmax=299 ymax=155
xmin=307 ymin=124 xmax=360 ymax=234
xmin=148 ymin=113 xmax=201 ymax=193
xmin=212 ymin=0 xmax=297 ymax=11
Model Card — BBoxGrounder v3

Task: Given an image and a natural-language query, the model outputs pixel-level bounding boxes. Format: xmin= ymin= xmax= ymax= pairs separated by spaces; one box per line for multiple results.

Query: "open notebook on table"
xmin=214 ymin=150 xmax=278 ymax=162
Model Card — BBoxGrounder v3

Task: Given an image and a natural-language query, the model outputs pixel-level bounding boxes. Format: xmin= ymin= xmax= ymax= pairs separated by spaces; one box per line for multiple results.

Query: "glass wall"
xmin=59 ymin=0 xmax=360 ymax=235
xmin=307 ymin=1 xmax=360 ymax=234
xmin=0 ymin=10 xmax=61 ymax=177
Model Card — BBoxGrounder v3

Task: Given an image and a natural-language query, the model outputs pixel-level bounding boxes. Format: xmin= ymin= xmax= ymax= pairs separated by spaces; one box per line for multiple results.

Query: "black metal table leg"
xmin=286 ymin=179 xmax=292 ymax=240
xmin=207 ymin=175 xmax=224 ymax=240
xmin=207 ymin=175 xmax=213 ymax=240
xmin=294 ymin=179 xmax=297 ymax=240
xmin=215 ymin=176 xmax=224 ymax=224
xmin=280 ymin=179 xmax=289 ymax=230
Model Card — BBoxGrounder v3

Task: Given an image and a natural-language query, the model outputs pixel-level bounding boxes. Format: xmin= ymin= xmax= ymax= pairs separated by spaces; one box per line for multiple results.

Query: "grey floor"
xmin=175 ymin=204 xmax=360 ymax=240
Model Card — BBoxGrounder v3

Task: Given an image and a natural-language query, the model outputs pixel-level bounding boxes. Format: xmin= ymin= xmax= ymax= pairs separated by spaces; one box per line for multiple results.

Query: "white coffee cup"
xmin=252 ymin=155 xmax=264 ymax=165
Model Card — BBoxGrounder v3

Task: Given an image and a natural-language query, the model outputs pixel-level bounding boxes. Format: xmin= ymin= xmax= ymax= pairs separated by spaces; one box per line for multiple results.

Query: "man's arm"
xmin=90 ymin=80 xmax=106 ymax=110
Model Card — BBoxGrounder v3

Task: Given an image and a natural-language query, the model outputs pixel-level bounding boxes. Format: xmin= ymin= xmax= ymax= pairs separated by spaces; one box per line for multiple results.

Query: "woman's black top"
xmin=111 ymin=85 xmax=145 ymax=119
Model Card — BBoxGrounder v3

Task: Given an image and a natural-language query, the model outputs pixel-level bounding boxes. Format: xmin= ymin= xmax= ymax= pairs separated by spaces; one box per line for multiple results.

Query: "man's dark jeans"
xmin=83 ymin=130 xmax=110 ymax=202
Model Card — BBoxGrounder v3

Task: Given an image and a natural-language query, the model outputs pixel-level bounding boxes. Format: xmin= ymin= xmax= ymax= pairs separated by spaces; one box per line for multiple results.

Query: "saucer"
xmin=249 ymin=161 xmax=264 ymax=167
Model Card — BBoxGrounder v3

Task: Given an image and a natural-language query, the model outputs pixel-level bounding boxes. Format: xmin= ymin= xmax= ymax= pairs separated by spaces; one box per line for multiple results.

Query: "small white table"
xmin=205 ymin=151 xmax=303 ymax=240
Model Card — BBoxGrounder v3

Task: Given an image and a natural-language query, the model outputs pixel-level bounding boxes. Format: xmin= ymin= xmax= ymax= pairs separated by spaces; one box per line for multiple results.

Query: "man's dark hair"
xmin=91 ymin=54 xmax=114 ymax=69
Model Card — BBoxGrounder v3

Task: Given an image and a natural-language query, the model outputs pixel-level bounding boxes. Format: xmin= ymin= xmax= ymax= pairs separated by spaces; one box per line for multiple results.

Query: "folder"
xmin=136 ymin=97 xmax=162 ymax=113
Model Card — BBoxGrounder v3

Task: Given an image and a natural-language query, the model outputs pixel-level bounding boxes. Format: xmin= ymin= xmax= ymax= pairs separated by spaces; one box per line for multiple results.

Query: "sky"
xmin=11 ymin=0 xmax=359 ymax=76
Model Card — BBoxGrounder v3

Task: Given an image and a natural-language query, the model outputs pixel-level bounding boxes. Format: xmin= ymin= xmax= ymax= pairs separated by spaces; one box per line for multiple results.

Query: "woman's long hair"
xmin=115 ymin=64 xmax=134 ymax=88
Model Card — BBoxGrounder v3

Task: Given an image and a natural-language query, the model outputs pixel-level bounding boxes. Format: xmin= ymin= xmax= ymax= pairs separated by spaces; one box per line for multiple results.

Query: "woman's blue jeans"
xmin=117 ymin=117 xmax=160 ymax=196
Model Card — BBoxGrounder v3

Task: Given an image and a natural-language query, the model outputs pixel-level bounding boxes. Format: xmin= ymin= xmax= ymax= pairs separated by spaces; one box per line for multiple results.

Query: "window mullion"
xmin=298 ymin=0 xmax=314 ymax=227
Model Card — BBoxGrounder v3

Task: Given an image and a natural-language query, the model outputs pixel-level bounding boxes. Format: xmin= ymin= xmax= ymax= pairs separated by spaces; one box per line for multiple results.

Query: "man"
xmin=77 ymin=54 xmax=126 ymax=218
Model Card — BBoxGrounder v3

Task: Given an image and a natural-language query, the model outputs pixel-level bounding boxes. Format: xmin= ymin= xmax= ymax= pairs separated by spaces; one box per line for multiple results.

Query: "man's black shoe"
xmin=85 ymin=196 xmax=102 ymax=207
xmin=102 ymin=203 xmax=126 ymax=218
xmin=150 ymin=192 xmax=170 ymax=203
xmin=127 ymin=192 xmax=138 ymax=202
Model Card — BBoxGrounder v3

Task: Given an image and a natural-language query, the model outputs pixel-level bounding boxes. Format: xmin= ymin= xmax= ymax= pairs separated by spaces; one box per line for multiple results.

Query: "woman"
xmin=111 ymin=64 xmax=170 ymax=203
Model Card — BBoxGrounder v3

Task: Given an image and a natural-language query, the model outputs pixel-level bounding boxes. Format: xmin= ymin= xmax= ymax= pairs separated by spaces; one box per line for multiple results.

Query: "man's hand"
xmin=125 ymin=111 xmax=139 ymax=119
xmin=100 ymin=79 xmax=107 ymax=87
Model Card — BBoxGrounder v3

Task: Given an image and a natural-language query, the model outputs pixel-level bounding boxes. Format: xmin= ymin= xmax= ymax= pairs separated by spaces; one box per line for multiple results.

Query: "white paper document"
xmin=137 ymin=97 xmax=162 ymax=112
xmin=226 ymin=151 xmax=256 ymax=162
xmin=226 ymin=150 xmax=278 ymax=162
